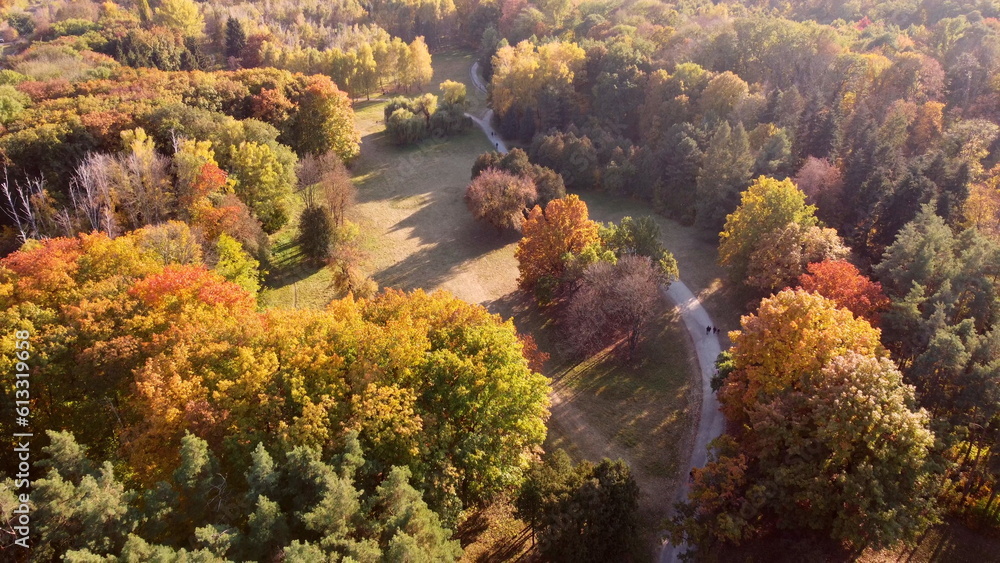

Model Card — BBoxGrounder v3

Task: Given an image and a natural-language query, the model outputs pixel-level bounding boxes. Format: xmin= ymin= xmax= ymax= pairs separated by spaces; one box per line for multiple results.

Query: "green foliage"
xmin=298 ymin=205 xmax=334 ymax=263
xmin=674 ymin=352 xmax=940 ymax=554
xmin=601 ymin=215 xmax=680 ymax=282
xmin=517 ymin=451 xmax=640 ymax=562
xmin=696 ymin=121 xmax=754 ymax=230
xmin=213 ymin=234 xmax=261 ymax=295
xmin=875 ymin=206 xmax=1000 ymax=429
xmin=224 ymin=17 xmax=247 ymax=60
xmin=27 ymin=431 xmax=462 ymax=561
xmin=228 ymin=141 xmax=295 ymax=232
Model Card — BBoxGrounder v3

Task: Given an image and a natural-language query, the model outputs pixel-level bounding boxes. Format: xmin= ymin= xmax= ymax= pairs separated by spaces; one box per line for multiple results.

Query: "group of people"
xmin=705 ymin=325 xmax=720 ymax=335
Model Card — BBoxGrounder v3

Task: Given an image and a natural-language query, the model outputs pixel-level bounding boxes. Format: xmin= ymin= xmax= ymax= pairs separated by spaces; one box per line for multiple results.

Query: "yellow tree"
xmin=718 ymin=176 xmax=818 ymax=282
xmin=515 ymin=195 xmax=599 ymax=294
xmin=720 ymin=288 xmax=886 ymax=424
xmin=154 ymin=0 xmax=204 ymax=37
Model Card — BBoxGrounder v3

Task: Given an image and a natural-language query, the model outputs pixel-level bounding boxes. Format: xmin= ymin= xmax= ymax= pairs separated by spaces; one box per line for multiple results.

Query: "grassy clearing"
xmin=259 ymin=52 xmax=500 ymax=309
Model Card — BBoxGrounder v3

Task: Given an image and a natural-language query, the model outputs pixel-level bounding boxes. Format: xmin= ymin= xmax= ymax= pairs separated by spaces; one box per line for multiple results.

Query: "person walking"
xmin=706 ymin=325 xmax=711 ymax=334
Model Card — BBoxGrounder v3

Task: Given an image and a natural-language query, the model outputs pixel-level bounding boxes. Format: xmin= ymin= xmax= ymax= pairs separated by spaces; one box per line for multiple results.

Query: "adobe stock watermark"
xmin=10 ymin=329 xmax=32 ymax=549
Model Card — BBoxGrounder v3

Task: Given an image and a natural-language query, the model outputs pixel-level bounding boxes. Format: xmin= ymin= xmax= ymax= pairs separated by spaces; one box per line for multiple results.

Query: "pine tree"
xmin=224 ymin=17 xmax=247 ymax=60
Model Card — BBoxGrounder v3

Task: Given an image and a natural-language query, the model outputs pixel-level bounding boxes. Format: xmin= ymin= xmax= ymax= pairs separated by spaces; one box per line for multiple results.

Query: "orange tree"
xmin=720 ymin=288 xmax=886 ymax=424
xmin=797 ymin=259 xmax=890 ymax=325
xmin=514 ymin=194 xmax=600 ymax=300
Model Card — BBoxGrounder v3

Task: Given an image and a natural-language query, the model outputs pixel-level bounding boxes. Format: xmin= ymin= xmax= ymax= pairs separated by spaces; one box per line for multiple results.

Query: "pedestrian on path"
xmin=706 ymin=325 xmax=711 ymax=334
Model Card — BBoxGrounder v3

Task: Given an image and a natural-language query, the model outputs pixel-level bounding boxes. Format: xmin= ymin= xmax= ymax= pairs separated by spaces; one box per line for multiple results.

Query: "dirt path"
xmin=658 ymin=281 xmax=726 ymax=562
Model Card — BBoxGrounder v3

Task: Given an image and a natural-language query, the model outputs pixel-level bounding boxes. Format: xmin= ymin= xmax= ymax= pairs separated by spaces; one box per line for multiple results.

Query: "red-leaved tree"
xmin=797 ymin=260 xmax=890 ymax=325
xmin=465 ymin=168 xmax=538 ymax=232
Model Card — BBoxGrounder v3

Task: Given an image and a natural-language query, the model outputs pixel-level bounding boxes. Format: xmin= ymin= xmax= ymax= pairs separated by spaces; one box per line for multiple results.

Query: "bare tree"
xmin=565 ymin=255 xmax=661 ymax=359
xmin=316 ymin=151 xmax=356 ymax=227
xmin=70 ymin=153 xmax=119 ymax=236
xmin=1 ymin=169 xmax=48 ymax=243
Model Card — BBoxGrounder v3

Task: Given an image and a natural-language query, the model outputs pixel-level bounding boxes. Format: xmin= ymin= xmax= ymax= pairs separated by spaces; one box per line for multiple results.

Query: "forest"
xmin=0 ymin=0 xmax=999 ymax=561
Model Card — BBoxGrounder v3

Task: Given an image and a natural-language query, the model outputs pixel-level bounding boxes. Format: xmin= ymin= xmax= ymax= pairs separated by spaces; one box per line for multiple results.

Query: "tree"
xmin=403 ymin=37 xmax=433 ymax=91
xmin=600 ymin=216 xmax=680 ymax=282
xmin=675 ymin=353 xmax=940 ymax=554
xmin=721 ymin=288 xmax=886 ymax=424
xmin=515 ymin=195 xmax=600 ymax=296
xmin=745 ymin=353 xmax=939 ymax=549
xmin=224 ymin=18 xmax=247 ymax=61
xmin=565 ymin=255 xmax=661 ymax=358
xmin=298 ymin=205 xmax=333 ymax=263
xmin=154 ymin=0 xmax=204 ymax=37
xmin=745 ymin=223 xmax=848 ymax=293
xmin=228 ymin=141 xmax=294 ymax=233
xmin=285 ymin=76 xmax=361 ymax=161
xmin=213 ymin=234 xmax=260 ymax=296
xmin=518 ymin=451 xmax=640 ymax=562
xmin=439 ymin=80 xmax=467 ymax=106
xmin=718 ymin=176 xmax=819 ymax=283
xmin=793 ymin=157 xmax=844 ymax=224
xmin=798 ymin=260 xmax=889 ymax=325
xmin=696 ymin=122 xmax=754 ymax=230
xmin=465 ymin=168 xmax=538 ymax=233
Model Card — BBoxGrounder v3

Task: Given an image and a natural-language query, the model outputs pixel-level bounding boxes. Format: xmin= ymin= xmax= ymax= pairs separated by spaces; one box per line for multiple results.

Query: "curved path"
xmin=659 ymin=281 xmax=725 ymax=562
xmin=467 ymin=62 xmax=508 ymax=153
xmin=469 ymin=59 xmax=726 ymax=562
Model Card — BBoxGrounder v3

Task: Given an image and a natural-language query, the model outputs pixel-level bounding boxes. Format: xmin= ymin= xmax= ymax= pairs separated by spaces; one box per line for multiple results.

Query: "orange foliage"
xmin=129 ymin=264 xmax=255 ymax=312
xmin=515 ymin=195 xmax=600 ymax=291
xmin=797 ymin=260 xmax=889 ymax=325
xmin=721 ymin=288 xmax=886 ymax=424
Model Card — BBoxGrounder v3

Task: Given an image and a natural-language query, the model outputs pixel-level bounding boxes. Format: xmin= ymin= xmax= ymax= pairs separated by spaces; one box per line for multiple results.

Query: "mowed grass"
xmin=260 ymin=51 xmax=500 ymax=309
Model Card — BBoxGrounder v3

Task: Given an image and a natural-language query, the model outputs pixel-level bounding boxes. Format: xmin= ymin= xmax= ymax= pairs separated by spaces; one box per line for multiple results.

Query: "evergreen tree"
xmin=224 ymin=17 xmax=247 ymax=60
xmin=696 ymin=122 xmax=754 ymax=230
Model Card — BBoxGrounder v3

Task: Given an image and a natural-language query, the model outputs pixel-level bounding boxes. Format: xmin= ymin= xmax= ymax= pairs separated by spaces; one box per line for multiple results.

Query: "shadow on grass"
xmin=372 ymin=189 xmax=520 ymax=291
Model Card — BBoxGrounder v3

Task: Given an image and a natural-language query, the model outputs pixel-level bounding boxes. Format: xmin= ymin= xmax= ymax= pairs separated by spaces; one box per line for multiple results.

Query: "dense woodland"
xmin=0 ymin=0 xmax=1000 ymax=560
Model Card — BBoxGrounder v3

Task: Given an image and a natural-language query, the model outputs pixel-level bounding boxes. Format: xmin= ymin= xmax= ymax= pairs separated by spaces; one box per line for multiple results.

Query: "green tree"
xmin=228 ymin=141 xmax=295 ymax=232
xmin=224 ymin=17 xmax=247 ymax=60
xmin=213 ymin=234 xmax=260 ymax=295
xmin=601 ymin=216 xmax=680 ymax=281
xmin=518 ymin=452 xmax=640 ymax=563
xmin=696 ymin=122 xmax=754 ymax=230
xmin=298 ymin=205 xmax=333 ymax=263
xmin=285 ymin=77 xmax=361 ymax=161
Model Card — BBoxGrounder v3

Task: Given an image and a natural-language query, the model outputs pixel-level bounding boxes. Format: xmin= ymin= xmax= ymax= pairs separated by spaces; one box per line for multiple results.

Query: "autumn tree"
xmin=284 ymin=76 xmax=361 ymax=161
xmin=565 ymin=255 xmax=661 ymax=358
xmin=745 ymin=222 xmax=848 ymax=292
xmin=154 ymin=0 xmax=204 ymax=37
xmin=674 ymin=353 xmax=940 ymax=555
xmin=515 ymin=194 xmax=600 ymax=297
xmin=720 ymin=288 xmax=886 ymax=424
xmin=797 ymin=260 xmax=889 ymax=325
xmin=465 ymin=168 xmax=538 ymax=233
xmin=718 ymin=176 xmax=820 ymax=283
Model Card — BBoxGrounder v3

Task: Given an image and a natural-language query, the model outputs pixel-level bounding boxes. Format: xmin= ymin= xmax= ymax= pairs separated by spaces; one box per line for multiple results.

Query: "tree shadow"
xmin=265 ymin=238 xmax=324 ymax=290
xmin=372 ymin=187 xmax=520 ymax=291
